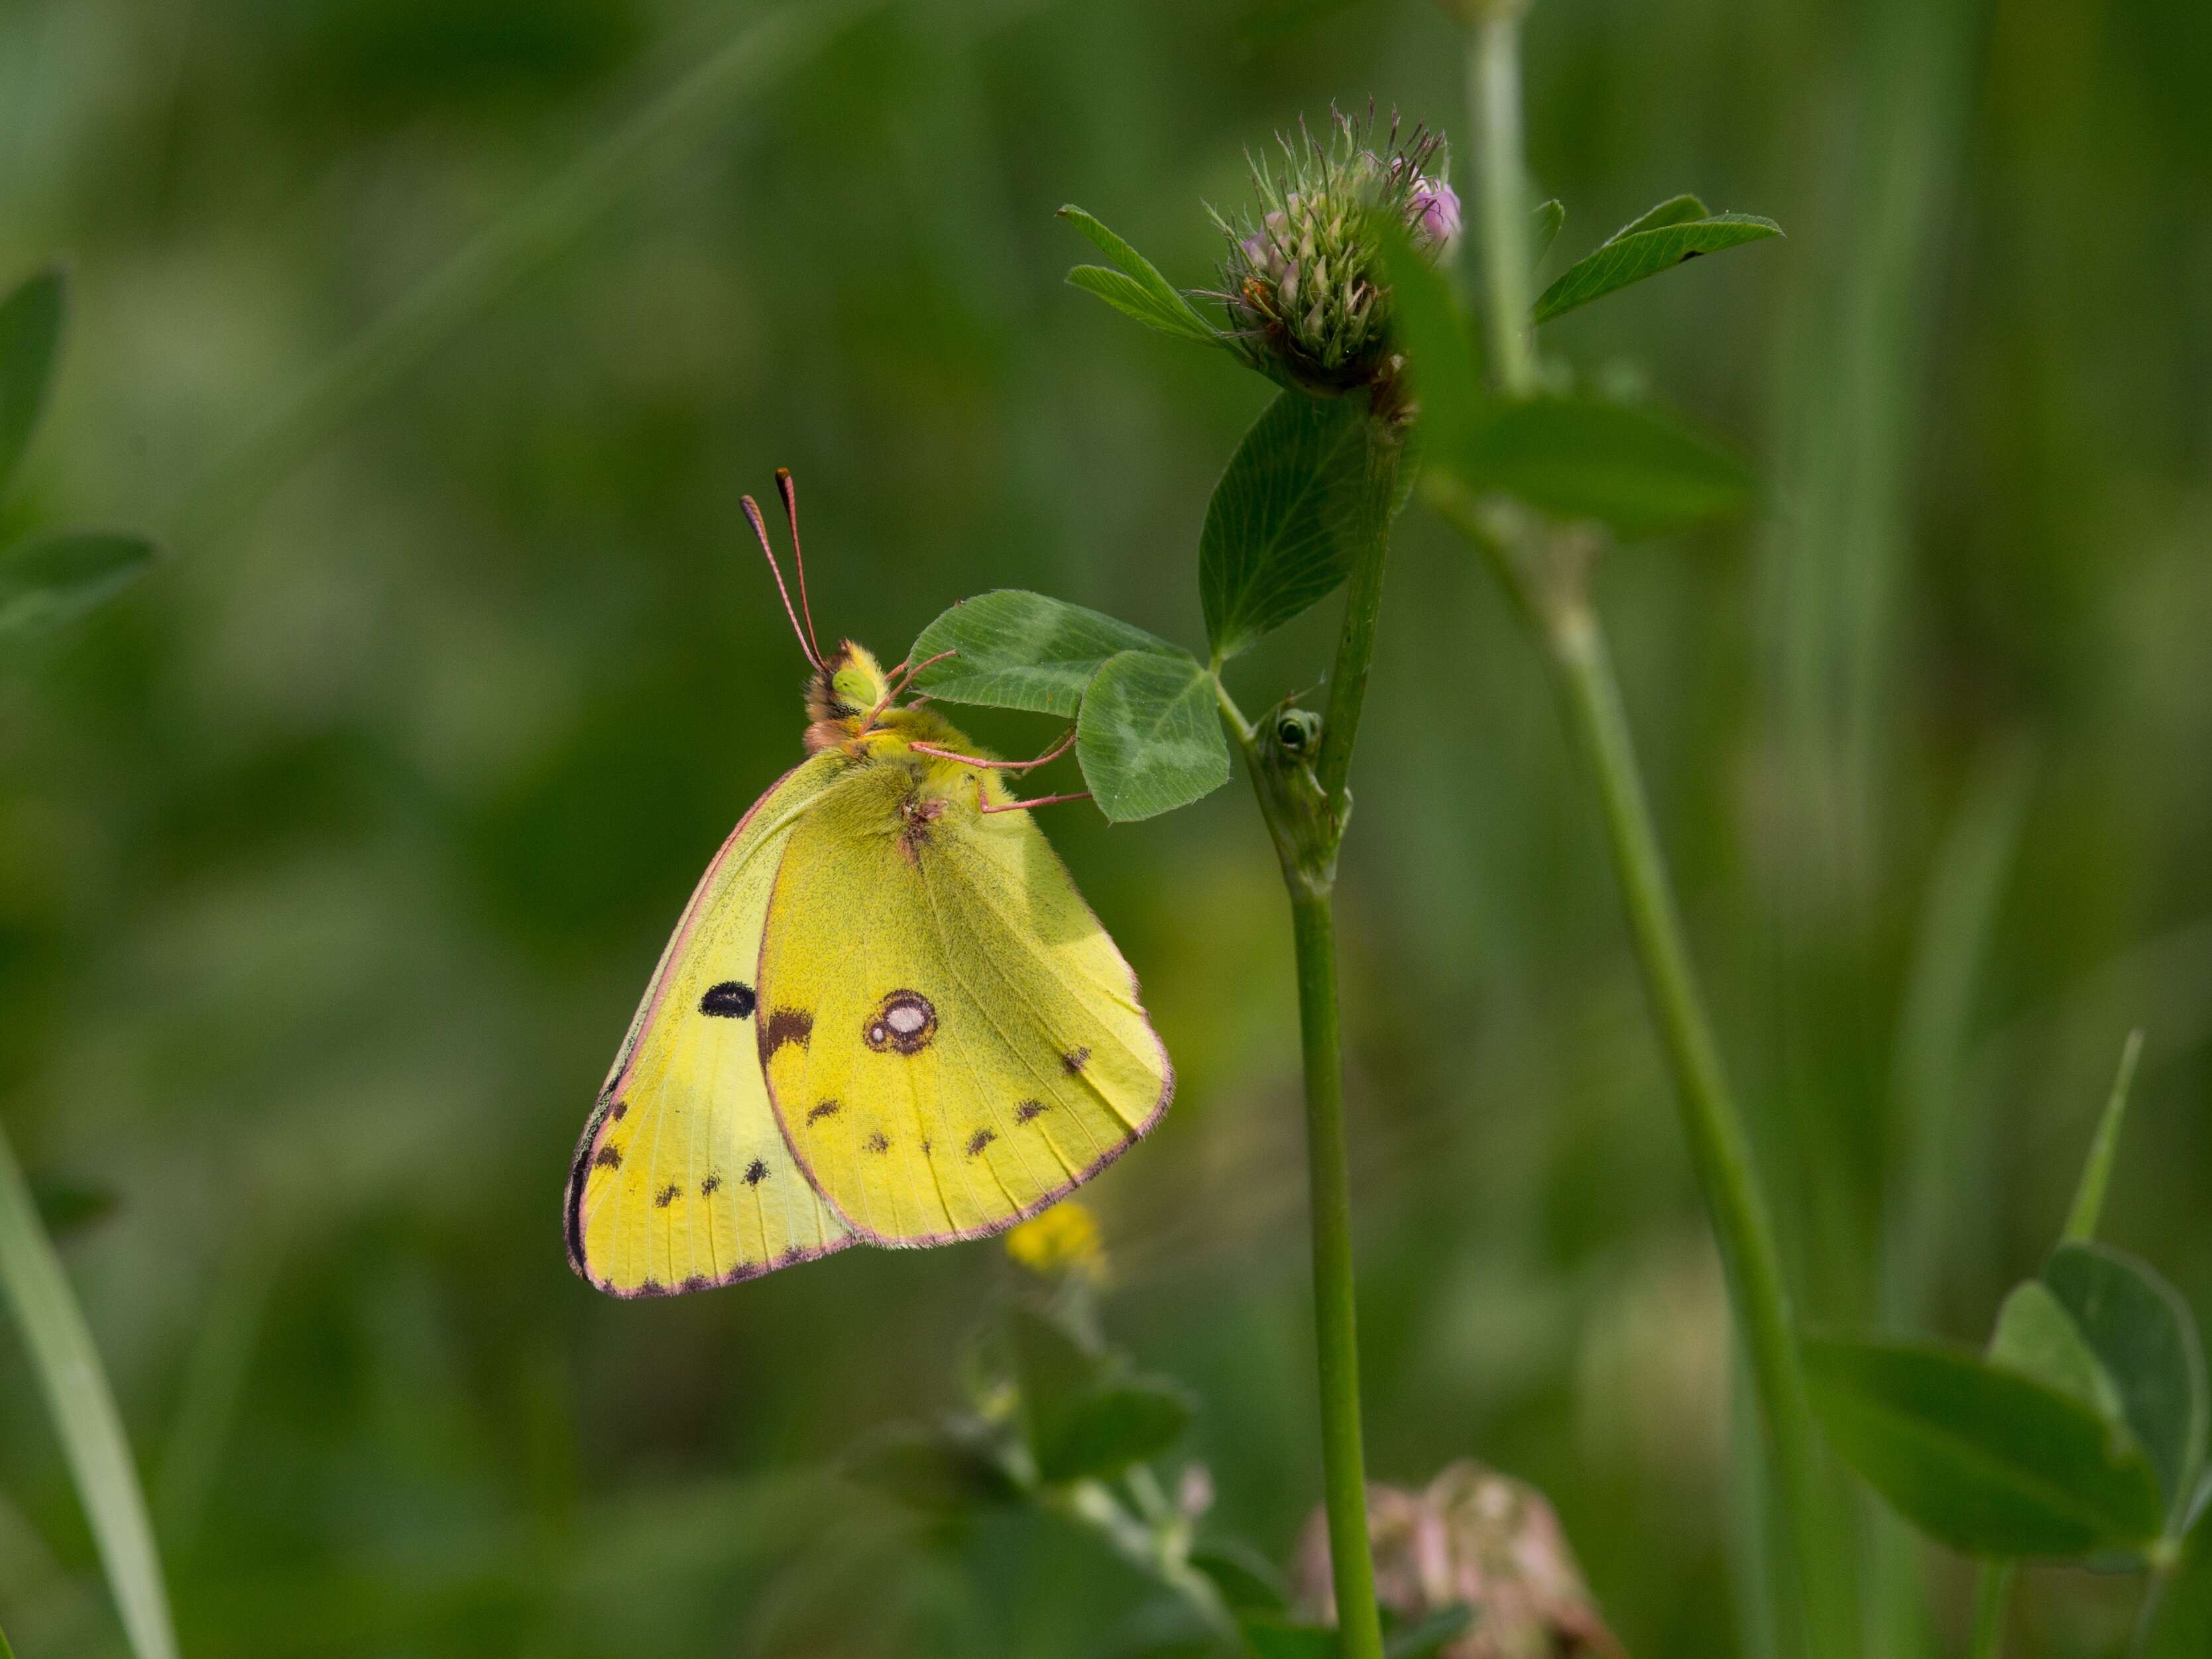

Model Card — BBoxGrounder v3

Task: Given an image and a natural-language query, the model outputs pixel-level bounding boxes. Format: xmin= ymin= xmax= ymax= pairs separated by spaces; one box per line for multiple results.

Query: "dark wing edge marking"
xmin=563 ymin=1086 xmax=858 ymax=1297
xmin=564 ymin=760 xmax=859 ymax=1298
xmin=788 ymin=815 xmax=1176 ymax=1251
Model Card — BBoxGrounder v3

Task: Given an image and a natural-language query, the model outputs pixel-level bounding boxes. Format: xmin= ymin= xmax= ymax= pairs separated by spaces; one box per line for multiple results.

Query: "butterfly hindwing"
xmin=756 ymin=762 xmax=1173 ymax=1245
xmin=566 ymin=755 xmax=856 ymax=1294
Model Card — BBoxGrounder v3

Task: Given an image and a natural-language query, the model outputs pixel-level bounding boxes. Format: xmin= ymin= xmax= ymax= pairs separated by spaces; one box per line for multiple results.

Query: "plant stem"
xmin=1546 ymin=604 xmax=1852 ymax=1659
xmin=1456 ymin=9 xmax=1852 ymax=1650
xmin=1315 ymin=423 xmax=1405 ymax=814
xmin=0 ymin=1121 xmax=179 ymax=1659
xmin=1468 ymin=5 xmax=1537 ymax=398
xmin=1218 ymin=407 xmax=1403 ymax=1659
xmin=1287 ymin=887 xmax=1384 ymax=1659
xmin=1968 ymin=1562 xmax=2014 ymax=1659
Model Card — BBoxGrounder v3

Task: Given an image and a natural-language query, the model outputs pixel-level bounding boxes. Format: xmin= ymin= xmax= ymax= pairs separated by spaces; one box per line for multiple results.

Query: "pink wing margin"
xmin=563 ymin=762 xmax=860 ymax=1292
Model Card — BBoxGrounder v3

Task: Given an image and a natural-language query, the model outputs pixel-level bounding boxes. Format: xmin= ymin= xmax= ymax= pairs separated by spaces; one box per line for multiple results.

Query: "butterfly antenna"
xmin=741 ymin=492 xmax=821 ymax=671
xmin=774 ymin=468 xmax=827 ymax=669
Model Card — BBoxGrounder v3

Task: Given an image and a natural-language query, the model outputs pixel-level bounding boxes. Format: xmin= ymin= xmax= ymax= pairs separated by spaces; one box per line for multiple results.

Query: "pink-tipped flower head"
xmin=1293 ymin=1462 xmax=1626 ymax=1659
xmin=1212 ymin=105 xmax=1452 ymax=401
xmin=1409 ymin=177 xmax=1462 ymax=253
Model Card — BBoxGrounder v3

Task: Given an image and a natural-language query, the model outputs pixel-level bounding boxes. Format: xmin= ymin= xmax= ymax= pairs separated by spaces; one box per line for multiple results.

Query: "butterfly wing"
xmin=755 ymin=762 xmax=1173 ymax=1245
xmin=566 ymin=754 xmax=858 ymax=1294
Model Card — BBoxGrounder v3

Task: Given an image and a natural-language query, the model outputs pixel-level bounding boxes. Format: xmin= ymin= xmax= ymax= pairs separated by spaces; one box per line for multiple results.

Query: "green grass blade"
xmin=2066 ymin=1029 xmax=2146 ymax=1245
xmin=1883 ymin=740 xmax=2035 ymax=1325
xmin=0 ymin=1122 xmax=179 ymax=1659
xmin=0 ymin=1613 xmax=14 ymax=1659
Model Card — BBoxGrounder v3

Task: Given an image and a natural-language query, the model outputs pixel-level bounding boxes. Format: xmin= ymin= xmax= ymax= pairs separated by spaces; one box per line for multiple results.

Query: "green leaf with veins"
xmin=1077 ymin=650 xmax=1230 ymax=822
xmin=1060 ymin=205 xmax=1218 ymax=344
xmin=2044 ymin=1242 xmax=2209 ymax=1530
xmin=1533 ymin=199 xmax=1781 ymax=325
xmin=1805 ymin=1336 xmax=2163 ymax=1559
xmin=1531 ymin=199 xmax=1565 ymax=266
xmin=1987 ymin=1280 xmax=2123 ymax=1421
xmin=908 ymin=590 xmax=1181 ymax=716
xmin=1200 ymin=392 xmax=1372 ymax=661
xmin=1609 ymin=193 xmax=1711 ymax=239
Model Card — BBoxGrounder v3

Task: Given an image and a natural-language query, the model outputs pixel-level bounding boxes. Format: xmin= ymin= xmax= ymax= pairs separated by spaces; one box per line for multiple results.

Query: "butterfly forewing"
xmin=567 ymin=755 xmax=856 ymax=1294
xmin=756 ymin=763 xmax=1173 ymax=1244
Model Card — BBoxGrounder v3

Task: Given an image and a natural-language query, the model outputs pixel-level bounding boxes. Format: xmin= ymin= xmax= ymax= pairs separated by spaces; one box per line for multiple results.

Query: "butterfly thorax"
xmin=803 ymin=640 xmax=1011 ymax=811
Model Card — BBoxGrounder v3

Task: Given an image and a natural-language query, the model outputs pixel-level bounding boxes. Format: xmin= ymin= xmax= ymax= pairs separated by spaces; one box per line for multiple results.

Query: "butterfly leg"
xmin=913 ymin=726 xmax=1077 ymax=773
xmin=881 ymin=648 xmax=959 ymax=701
xmin=976 ymin=781 xmax=1092 ymax=815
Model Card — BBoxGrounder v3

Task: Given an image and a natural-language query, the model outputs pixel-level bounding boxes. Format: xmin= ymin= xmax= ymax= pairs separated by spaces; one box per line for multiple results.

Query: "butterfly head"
xmin=802 ymin=640 xmax=982 ymax=770
xmin=740 ymin=469 xmax=992 ymax=776
xmin=805 ymin=640 xmax=898 ymax=750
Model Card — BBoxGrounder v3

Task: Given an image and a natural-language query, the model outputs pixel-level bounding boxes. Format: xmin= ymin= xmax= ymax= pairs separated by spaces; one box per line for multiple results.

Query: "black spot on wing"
xmin=966 ymin=1129 xmax=996 ymax=1158
xmin=1061 ymin=1047 xmax=1090 ymax=1076
xmin=593 ymin=1144 xmax=622 ymax=1170
xmin=743 ymin=1159 xmax=769 ymax=1186
xmin=700 ymin=980 xmax=757 ymax=1019
xmin=807 ymin=1100 xmax=841 ymax=1123
xmin=864 ymin=1131 xmax=890 ymax=1153
xmin=611 ymin=1100 xmax=628 ymax=1121
xmin=1015 ymin=1100 xmax=1048 ymax=1124
xmin=654 ymin=1184 xmax=681 ymax=1208
xmin=700 ymin=1174 xmax=722 ymax=1197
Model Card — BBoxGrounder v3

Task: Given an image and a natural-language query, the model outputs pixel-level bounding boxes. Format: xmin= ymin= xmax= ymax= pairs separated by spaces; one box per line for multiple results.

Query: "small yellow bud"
xmin=1004 ymin=1201 xmax=1107 ymax=1283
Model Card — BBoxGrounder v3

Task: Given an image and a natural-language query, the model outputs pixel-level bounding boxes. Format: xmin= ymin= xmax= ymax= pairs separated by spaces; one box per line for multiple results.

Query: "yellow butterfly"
xmin=566 ymin=471 xmax=1174 ymax=1296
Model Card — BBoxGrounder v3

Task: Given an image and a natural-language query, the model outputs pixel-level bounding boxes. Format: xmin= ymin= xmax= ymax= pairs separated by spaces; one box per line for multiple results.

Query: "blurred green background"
xmin=1 ymin=0 xmax=2207 ymax=1652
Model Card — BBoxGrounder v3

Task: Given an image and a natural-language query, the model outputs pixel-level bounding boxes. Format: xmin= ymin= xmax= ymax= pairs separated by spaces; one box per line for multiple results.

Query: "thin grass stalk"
xmin=0 ymin=1122 xmax=178 ymax=1659
xmin=1544 ymin=606 xmax=1852 ymax=1659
